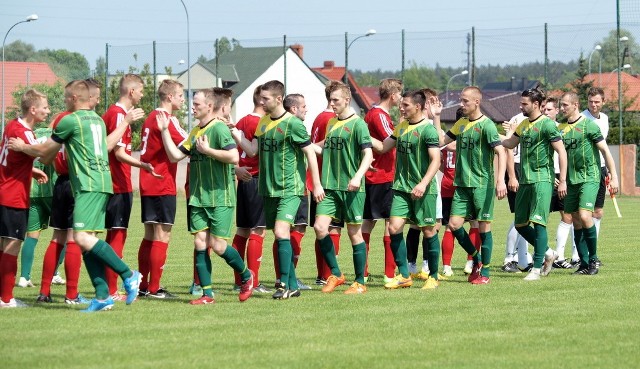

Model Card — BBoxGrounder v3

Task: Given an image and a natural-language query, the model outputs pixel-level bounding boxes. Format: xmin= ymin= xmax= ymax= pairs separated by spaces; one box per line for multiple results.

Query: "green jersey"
xmin=52 ymin=109 xmax=113 ymax=194
xmin=514 ymin=115 xmax=561 ymax=184
xmin=321 ymin=114 xmax=372 ymax=192
xmin=255 ymin=112 xmax=310 ymax=197
xmin=180 ymin=119 xmax=236 ymax=207
xmin=30 ymin=127 xmax=57 ymax=198
xmin=446 ymin=115 xmax=501 ymax=188
xmin=558 ymin=115 xmax=604 ymax=185
xmin=391 ymin=118 xmax=440 ymax=194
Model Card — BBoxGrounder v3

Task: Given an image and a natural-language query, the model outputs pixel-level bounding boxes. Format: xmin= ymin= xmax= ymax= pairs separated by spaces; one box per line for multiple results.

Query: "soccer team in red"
xmin=0 ymin=74 xmax=619 ymax=310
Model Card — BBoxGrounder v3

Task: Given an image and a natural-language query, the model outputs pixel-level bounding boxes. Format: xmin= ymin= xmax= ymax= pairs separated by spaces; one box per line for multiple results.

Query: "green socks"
xmin=275 ymin=239 xmax=294 ymax=289
xmin=452 ymin=227 xmax=479 ymax=263
xmin=20 ymin=237 xmax=38 ymax=279
xmin=90 ymin=240 xmax=132 ymax=279
xmin=424 ymin=234 xmax=440 ymax=279
xmin=479 ymin=232 xmax=492 ymax=277
xmin=390 ymin=233 xmax=409 ymax=278
xmin=583 ymin=225 xmax=598 ymax=263
xmin=221 ymin=246 xmax=251 ymax=282
xmin=574 ymin=228 xmax=588 ymax=267
xmin=352 ymin=242 xmax=367 ymax=284
xmin=319 ymin=235 xmax=341 ymax=277
xmin=195 ymin=250 xmax=213 ymax=298
xmin=82 ymin=251 xmax=109 ymax=300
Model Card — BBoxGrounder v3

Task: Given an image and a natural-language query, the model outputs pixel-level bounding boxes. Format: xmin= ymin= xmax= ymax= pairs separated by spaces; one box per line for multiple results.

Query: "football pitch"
xmin=1 ymin=195 xmax=639 ymax=369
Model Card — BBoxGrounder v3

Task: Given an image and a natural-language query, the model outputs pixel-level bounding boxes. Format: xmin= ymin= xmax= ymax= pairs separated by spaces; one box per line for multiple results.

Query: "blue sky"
xmin=1 ymin=0 xmax=634 ymax=73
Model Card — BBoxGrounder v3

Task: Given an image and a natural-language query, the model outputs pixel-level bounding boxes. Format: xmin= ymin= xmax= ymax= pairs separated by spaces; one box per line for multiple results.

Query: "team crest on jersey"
xmin=400 ymin=128 xmax=405 ymax=135
xmin=277 ymin=127 xmax=284 ymax=134
xmin=474 ymin=127 xmax=481 ymax=133
xmin=261 ymin=125 xmax=266 ymax=132
xmin=343 ymin=126 xmax=351 ymax=133
xmin=413 ymin=130 xmax=420 ymax=137
xmin=460 ymin=125 xmax=465 ymax=131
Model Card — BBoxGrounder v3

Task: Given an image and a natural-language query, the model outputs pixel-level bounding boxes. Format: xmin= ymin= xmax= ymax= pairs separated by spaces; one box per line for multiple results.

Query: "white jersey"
xmin=582 ymin=109 xmax=608 ymax=167
xmin=509 ymin=113 xmax=526 ymax=164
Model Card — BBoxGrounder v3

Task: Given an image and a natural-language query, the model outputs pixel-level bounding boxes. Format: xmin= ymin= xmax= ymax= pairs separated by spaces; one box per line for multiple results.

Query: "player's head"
xmin=587 ymin=87 xmax=606 ymax=116
xmin=543 ymin=97 xmax=560 ymax=121
xmin=328 ymin=81 xmax=351 ymax=117
xmin=400 ymin=90 xmax=426 ymax=122
xmin=64 ymin=80 xmax=91 ymax=111
xmin=459 ymin=86 xmax=482 ymax=117
xmin=560 ymin=92 xmax=580 ymax=119
xmin=324 ymin=80 xmax=343 ymax=105
xmin=119 ymin=73 xmax=144 ymax=104
xmin=379 ymin=78 xmax=403 ymax=107
xmin=284 ymin=93 xmax=307 ymax=121
xmin=421 ymin=87 xmax=439 ymax=118
xmin=20 ymin=89 xmax=50 ymax=123
xmin=194 ymin=87 xmax=233 ymax=120
xmin=259 ymin=80 xmax=285 ymax=115
xmin=158 ymin=79 xmax=185 ymax=110
xmin=84 ymin=78 xmax=102 ymax=110
xmin=520 ymin=87 xmax=545 ymax=118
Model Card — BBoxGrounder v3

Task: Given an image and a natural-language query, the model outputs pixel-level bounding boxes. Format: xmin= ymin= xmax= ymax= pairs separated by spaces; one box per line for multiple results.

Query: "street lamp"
xmin=179 ymin=0 xmax=191 ymax=131
xmin=445 ymin=70 xmax=469 ymax=106
xmin=344 ymin=29 xmax=376 ymax=85
xmin=588 ymin=44 xmax=602 ymax=75
xmin=2 ymin=14 xmax=38 ymax=132
xmin=611 ymin=63 xmax=631 ymax=73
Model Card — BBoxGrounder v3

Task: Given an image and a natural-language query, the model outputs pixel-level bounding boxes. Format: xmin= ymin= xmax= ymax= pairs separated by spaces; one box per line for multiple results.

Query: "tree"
xmin=7 ymin=81 xmax=66 ymax=123
xmin=567 ymin=53 xmax=593 ymax=109
xmin=3 ymin=40 xmax=36 ymax=61
xmin=28 ymin=49 xmax=91 ymax=82
xmin=593 ymin=28 xmax=639 ymax=73
xmin=215 ymin=37 xmax=242 ymax=56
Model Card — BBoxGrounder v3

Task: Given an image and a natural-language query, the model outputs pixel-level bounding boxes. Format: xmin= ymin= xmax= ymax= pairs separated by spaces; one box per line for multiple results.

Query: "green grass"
xmin=2 ymin=196 xmax=640 ymax=369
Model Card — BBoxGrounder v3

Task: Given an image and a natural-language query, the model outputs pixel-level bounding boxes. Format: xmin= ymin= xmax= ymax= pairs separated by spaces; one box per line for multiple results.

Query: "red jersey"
xmin=139 ymin=109 xmax=187 ymax=196
xmin=364 ymin=106 xmax=395 ymax=184
xmin=52 ymin=111 xmax=72 ymax=175
xmin=306 ymin=110 xmax=336 ymax=191
xmin=0 ymin=118 xmax=38 ymax=208
xmin=236 ymin=113 xmax=261 ymax=176
xmin=102 ymin=103 xmax=132 ymax=193
xmin=440 ymin=149 xmax=456 ymax=198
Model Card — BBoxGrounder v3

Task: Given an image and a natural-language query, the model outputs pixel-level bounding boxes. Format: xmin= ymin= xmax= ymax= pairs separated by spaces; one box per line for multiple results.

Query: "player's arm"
xmin=427 ymin=97 xmax=444 ymax=139
xmin=441 ymin=131 xmax=455 ymax=147
xmin=493 ymin=144 xmax=507 ymax=200
xmin=596 ymin=140 xmax=618 ymax=194
xmin=230 ymin=128 xmax=258 ymax=157
xmin=302 ymin=144 xmax=324 ymax=203
xmin=505 ymin=147 xmax=518 ymax=192
xmin=551 ymin=140 xmax=567 ymax=199
xmin=157 ymin=113 xmax=187 ymax=162
xmin=370 ymin=136 xmax=396 ymax=154
xmin=195 ymin=135 xmax=239 ymax=165
xmin=7 ymin=137 xmax=61 ymax=165
xmin=311 ymin=142 xmax=323 ymax=155
xmin=412 ymin=147 xmax=440 ymax=199
xmin=501 ymin=121 xmax=520 ymax=149
xmin=348 ymin=147 xmax=373 ymax=192
xmin=113 ymin=146 xmax=160 ymax=177
xmin=106 ymin=108 xmax=145 ymax=152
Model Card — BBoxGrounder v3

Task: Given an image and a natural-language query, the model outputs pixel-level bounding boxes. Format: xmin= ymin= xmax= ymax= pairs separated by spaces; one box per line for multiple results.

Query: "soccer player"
xmin=231 ymin=85 xmax=270 ymax=294
xmin=231 ymin=81 xmax=323 ymax=300
xmin=502 ymin=88 xmax=568 ymax=281
xmin=137 ymin=79 xmax=187 ymax=298
xmin=558 ymin=92 xmax=618 ymax=275
xmin=362 ymin=79 xmax=403 ymax=283
xmin=0 ymin=89 xmax=49 ymax=308
xmin=440 ymin=86 xmax=507 ymax=285
xmin=371 ymin=90 xmax=442 ymax=289
xmin=313 ymin=81 xmax=373 ymax=295
xmin=158 ymin=87 xmax=254 ymax=304
xmin=9 ymin=80 xmax=142 ymax=312
xmin=102 ymin=73 xmax=157 ymax=300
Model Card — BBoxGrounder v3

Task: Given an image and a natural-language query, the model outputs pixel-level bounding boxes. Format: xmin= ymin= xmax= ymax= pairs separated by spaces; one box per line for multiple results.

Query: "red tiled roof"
xmin=312 ymin=61 xmax=374 ymax=111
xmin=582 ymin=72 xmax=640 ymax=111
xmin=1 ymin=62 xmax=60 ymax=112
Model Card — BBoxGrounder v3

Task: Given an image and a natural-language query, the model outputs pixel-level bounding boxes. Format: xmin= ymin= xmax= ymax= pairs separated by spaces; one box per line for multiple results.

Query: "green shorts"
xmin=27 ymin=197 xmax=52 ymax=232
xmin=73 ymin=191 xmax=108 ymax=232
xmin=515 ymin=182 xmax=553 ymax=226
xmin=263 ymin=196 xmax=302 ymax=230
xmin=564 ymin=182 xmax=599 ymax=213
xmin=315 ymin=189 xmax=365 ymax=224
xmin=390 ymin=191 xmax=437 ymax=227
xmin=189 ymin=206 xmax=234 ymax=238
xmin=451 ymin=187 xmax=494 ymax=222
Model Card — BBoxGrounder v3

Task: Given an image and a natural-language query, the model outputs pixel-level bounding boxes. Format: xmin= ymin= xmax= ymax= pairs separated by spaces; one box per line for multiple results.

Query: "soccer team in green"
xmin=0 ymin=74 xmax=619 ymax=310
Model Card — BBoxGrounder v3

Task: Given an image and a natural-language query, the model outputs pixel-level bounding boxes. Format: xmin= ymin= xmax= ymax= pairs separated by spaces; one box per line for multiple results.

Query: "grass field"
xmin=1 ymin=195 xmax=639 ymax=369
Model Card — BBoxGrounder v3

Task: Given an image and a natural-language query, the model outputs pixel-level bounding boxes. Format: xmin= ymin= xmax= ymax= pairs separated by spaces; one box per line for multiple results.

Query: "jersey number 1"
xmin=90 ymin=124 xmax=104 ymax=156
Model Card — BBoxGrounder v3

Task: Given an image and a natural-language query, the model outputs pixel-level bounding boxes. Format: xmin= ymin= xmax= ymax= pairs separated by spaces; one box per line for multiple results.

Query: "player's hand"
xmin=225 ymin=118 xmax=236 ymax=129
xmin=234 ymin=166 xmax=252 ymax=182
xmin=608 ymin=175 xmax=619 ymax=195
xmin=312 ymin=184 xmax=325 ymax=203
xmin=553 ymin=177 xmax=560 ymax=189
xmin=427 ymin=97 xmax=443 ymax=117
xmin=156 ymin=113 xmax=170 ymax=131
xmin=557 ymin=181 xmax=567 ymax=199
xmin=195 ymin=135 xmax=210 ymax=155
xmin=347 ymin=177 xmax=361 ymax=192
xmin=7 ymin=137 xmax=26 ymax=152
xmin=32 ymin=168 xmax=48 ymax=184
xmin=411 ymin=183 xmax=427 ymax=199
xmin=508 ymin=177 xmax=519 ymax=192
xmin=140 ymin=162 xmax=163 ymax=179
xmin=230 ymin=127 xmax=242 ymax=142
xmin=124 ymin=107 xmax=145 ymax=124
xmin=496 ymin=180 xmax=507 ymax=200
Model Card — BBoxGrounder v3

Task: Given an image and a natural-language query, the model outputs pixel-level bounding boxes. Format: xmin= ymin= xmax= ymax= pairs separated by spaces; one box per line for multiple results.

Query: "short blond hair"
xmin=21 ymin=89 xmax=47 ymax=115
xmin=158 ymin=79 xmax=183 ymax=101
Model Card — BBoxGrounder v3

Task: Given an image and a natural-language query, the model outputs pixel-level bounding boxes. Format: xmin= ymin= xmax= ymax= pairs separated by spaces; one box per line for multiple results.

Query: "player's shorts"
xmin=263 ymin=196 xmax=302 ymax=230
xmin=441 ymin=197 xmax=453 ymax=225
xmin=50 ymin=175 xmax=74 ymax=230
xmin=141 ymin=195 xmax=177 ymax=225
xmin=186 ymin=202 xmax=193 ymax=231
xmin=309 ymin=194 xmax=344 ymax=228
xmin=390 ymin=191 xmax=438 ymax=227
xmin=189 ymin=206 xmax=233 ymax=238
xmin=550 ymin=174 xmax=565 ymax=212
xmin=73 ymin=191 xmax=109 ymax=232
xmin=27 ymin=197 xmax=52 ymax=232
xmin=451 ymin=186 xmax=495 ymax=222
xmin=514 ymin=182 xmax=553 ymax=226
xmin=363 ymin=182 xmax=393 ymax=220
xmin=0 ymin=205 xmax=28 ymax=240
xmin=506 ymin=163 xmax=521 ymax=213
xmin=595 ymin=166 xmax=607 ymax=209
xmin=105 ymin=192 xmax=133 ymax=229
xmin=315 ymin=189 xmax=365 ymax=224
xmin=236 ymin=176 xmax=266 ymax=229
xmin=564 ymin=182 xmax=599 ymax=214
xmin=294 ymin=195 xmax=309 ymax=226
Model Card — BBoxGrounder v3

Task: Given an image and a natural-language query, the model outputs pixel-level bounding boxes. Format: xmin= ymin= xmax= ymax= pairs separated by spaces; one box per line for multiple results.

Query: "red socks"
xmin=363 ymin=233 xmax=371 ymax=277
xmin=441 ymin=230 xmax=455 ymax=265
xmin=290 ymin=231 xmax=304 ymax=268
xmin=231 ymin=234 xmax=248 ymax=286
xmin=148 ymin=241 xmax=168 ymax=293
xmin=105 ymin=229 xmax=127 ymax=295
xmin=138 ymin=239 xmax=153 ymax=291
xmin=40 ymin=241 xmax=65 ymax=296
xmin=0 ymin=253 xmax=17 ymax=303
xmin=383 ymin=235 xmax=396 ymax=278
xmin=246 ymin=234 xmax=264 ymax=287
xmin=468 ymin=227 xmax=481 ymax=260
xmin=64 ymin=241 xmax=82 ymax=299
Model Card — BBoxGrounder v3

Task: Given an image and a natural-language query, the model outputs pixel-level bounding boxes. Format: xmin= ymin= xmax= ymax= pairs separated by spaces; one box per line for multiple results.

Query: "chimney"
xmin=323 ymin=60 xmax=335 ymax=69
xmin=291 ymin=44 xmax=304 ymax=60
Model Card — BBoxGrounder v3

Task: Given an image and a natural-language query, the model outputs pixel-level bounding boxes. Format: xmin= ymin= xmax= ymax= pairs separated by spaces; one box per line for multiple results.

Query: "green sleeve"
xmin=214 ymin=123 xmax=235 ymax=150
xmin=289 ymin=118 xmax=310 ymax=145
xmin=545 ymin=120 xmax=561 ymax=141
xmin=52 ymin=115 xmax=75 ymax=142
xmin=355 ymin=120 xmax=372 ymax=147
xmin=588 ymin=121 xmax=604 ymax=143
xmin=424 ymin=125 xmax=440 ymax=148
xmin=484 ymin=120 xmax=500 ymax=145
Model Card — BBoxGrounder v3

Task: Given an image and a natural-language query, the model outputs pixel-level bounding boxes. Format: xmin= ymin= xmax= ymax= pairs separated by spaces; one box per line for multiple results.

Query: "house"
xmin=583 ymin=72 xmax=640 ymax=110
xmin=176 ymin=45 xmax=327 ymax=131
xmin=311 ymin=60 xmax=375 ymax=113
xmin=1 ymin=61 xmax=60 ymax=116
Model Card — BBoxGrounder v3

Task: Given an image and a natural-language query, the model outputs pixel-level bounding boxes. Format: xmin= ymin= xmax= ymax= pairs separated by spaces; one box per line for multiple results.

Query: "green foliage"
xmin=593 ymin=28 xmax=639 ymax=73
xmin=567 ymin=53 xmax=594 ymax=109
xmin=8 ymin=80 xmax=66 ymax=121
xmin=3 ymin=40 xmax=36 ymax=61
xmin=3 ymin=40 xmax=91 ymax=82
xmin=215 ymin=36 xmax=242 ymax=56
